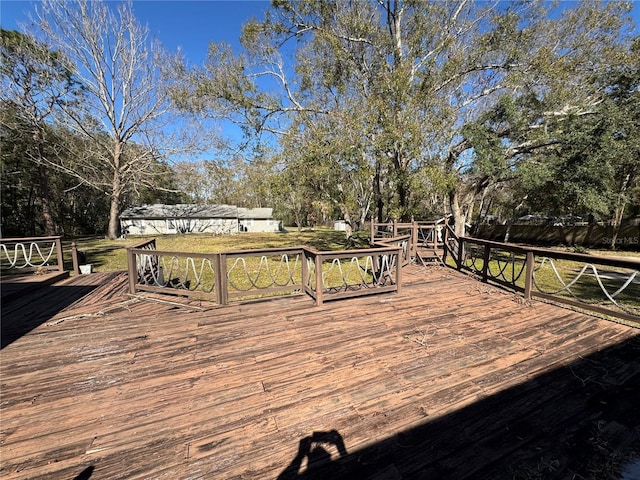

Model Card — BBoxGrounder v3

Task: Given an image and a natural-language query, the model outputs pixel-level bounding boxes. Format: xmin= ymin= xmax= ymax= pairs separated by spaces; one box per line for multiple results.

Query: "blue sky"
xmin=3 ymin=1 xmax=638 ymax=62
xmin=1 ymin=1 xmax=272 ymax=160
xmin=0 ymin=0 xmax=271 ymax=65
xmin=2 ymin=0 xmax=638 ymax=161
xmin=129 ymin=1 xmax=271 ymax=63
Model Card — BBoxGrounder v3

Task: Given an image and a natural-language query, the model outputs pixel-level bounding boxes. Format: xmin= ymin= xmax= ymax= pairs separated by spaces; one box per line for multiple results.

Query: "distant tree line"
xmin=1 ymin=0 xmax=638 ymax=247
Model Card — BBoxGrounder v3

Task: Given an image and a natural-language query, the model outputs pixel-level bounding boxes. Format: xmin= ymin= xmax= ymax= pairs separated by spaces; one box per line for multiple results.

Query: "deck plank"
xmin=1 ymin=266 xmax=638 ymax=479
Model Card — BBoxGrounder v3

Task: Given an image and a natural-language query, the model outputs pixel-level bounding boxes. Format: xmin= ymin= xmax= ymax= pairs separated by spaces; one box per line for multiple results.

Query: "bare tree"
xmin=33 ymin=0 xmax=198 ymax=238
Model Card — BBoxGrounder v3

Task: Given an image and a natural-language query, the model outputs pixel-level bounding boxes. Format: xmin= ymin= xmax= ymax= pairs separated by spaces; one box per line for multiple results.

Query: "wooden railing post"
xmin=314 ymin=253 xmax=323 ymax=306
xmin=55 ymin=236 xmax=64 ymax=272
xmin=393 ymin=219 xmax=397 ymax=237
xmin=482 ymin=244 xmax=490 ymax=283
xmin=457 ymin=238 xmax=464 ymax=270
xmin=219 ymin=253 xmax=228 ymax=305
xmin=411 ymin=220 xmax=418 ymax=260
xmin=396 ymin=247 xmax=403 ymax=294
xmin=524 ymin=251 xmax=534 ymax=301
xmin=442 ymin=227 xmax=449 ymax=264
xmin=71 ymin=241 xmax=80 ymax=275
xmin=214 ymin=253 xmax=223 ymax=304
xmin=301 ymin=248 xmax=310 ymax=296
xmin=127 ymin=247 xmax=137 ymax=294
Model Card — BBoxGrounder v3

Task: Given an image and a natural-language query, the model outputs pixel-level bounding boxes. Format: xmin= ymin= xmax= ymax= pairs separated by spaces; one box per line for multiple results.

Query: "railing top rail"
xmin=372 ymin=222 xmax=413 ymax=229
xmin=0 ymin=235 xmax=63 ymax=243
xmin=129 ymin=248 xmax=219 ymax=259
xmin=128 ymin=245 xmax=307 ymax=258
xmin=372 ymin=220 xmax=439 ymax=226
xmin=219 ymin=246 xmax=306 ymax=257
xmin=128 ymin=238 xmax=157 ymax=249
xmin=372 ymin=234 xmax=412 ymax=245
xmin=445 ymin=225 xmax=457 ymax=236
xmin=303 ymin=245 xmax=402 ymax=256
xmin=128 ymin=244 xmax=402 ymax=259
xmin=459 ymin=235 xmax=640 ymax=269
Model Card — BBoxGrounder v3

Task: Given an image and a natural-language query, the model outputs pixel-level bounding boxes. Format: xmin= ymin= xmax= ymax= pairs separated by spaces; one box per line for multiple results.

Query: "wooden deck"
xmin=1 ymin=266 xmax=639 ymax=479
xmin=0 ymin=270 xmax=69 ymax=305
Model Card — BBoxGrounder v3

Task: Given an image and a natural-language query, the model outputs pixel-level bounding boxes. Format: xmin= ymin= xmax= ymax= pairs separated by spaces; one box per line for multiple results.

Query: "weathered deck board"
xmin=1 ymin=266 xmax=638 ymax=479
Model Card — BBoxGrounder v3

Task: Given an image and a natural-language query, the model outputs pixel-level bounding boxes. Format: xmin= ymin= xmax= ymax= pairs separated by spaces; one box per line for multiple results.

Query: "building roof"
xmin=237 ymin=208 xmax=273 ymax=220
xmin=120 ymin=204 xmax=273 ymax=220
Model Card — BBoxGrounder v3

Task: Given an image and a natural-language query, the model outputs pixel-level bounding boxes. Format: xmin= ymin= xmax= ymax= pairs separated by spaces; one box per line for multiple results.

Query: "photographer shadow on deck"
xmin=278 ymin=430 xmax=349 ymax=480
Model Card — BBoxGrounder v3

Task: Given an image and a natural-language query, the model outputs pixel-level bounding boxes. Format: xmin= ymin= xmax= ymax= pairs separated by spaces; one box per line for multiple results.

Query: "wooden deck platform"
xmin=1 ymin=270 xmax=69 ymax=305
xmin=1 ymin=266 xmax=639 ymax=479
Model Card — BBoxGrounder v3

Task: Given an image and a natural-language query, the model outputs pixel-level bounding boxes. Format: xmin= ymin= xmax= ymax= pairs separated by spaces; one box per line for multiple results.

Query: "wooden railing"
xmin=371 ymin=220 xmax=443 ymax=263
xmin=372 ymin=234 xmax=412 ymax=267
xmin=443 ymin=226 xmax=640 ymax=322
xmin=0 ymin=236 xmax=65 ymax=274
xmin=302 ymin=245 xmax=403 ymax=305
xmin=126 ymin=239 xmax=403 ymax=306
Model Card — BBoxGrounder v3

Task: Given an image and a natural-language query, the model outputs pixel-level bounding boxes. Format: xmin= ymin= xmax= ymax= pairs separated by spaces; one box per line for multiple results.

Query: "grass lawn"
xmin=62 ymin=231 xmax=638 ymax=315
xmin=63 ymin=227 xmax=370 ymax=273
xmin=445 ymin=246 xmax=640 ymax=316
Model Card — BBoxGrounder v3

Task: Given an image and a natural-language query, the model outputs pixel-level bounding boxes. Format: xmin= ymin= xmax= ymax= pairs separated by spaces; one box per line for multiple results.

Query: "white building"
xmin=120 ymin=204 xmax=281 ymax=235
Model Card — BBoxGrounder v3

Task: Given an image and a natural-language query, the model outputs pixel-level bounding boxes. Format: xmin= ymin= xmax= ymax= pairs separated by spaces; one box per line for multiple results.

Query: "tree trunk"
xmin=357 ymin=202 xmax=369 ymax=231
xmin=374 ymin=160 xmax=384 ymax=223
xmin=35 ymin=131 xmax=57 ymax=236
xmin=396 ymin=168 xmax=409 ymax=220
xmin=107 ymin=193 xmax=121 ymax=239
xmin=342 ymin=209 xmax=353 ymax=243
xmin=397 ymin=180 xmax=410 ymax=221
xmin=355 ymin=173 xmax=372 ymax=230
xmin=107 ymin=167 xmax=122 ymax=239
xmin=449 ymin=190 xmax=468 ymax=238
xmin=503 ymin=220 xmax=513 ymax=243
xmin=610 ymin=204 xmax=625 ymax=250
xmin=610 ymin=174 xmax=631 ymax=249
xmin=37 ymin=163 xmax=57 ymax=236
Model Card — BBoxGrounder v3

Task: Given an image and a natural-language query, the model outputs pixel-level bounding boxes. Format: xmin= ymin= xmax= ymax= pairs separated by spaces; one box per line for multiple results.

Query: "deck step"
xmin=415 ymin=248 xmax=444 ymax=264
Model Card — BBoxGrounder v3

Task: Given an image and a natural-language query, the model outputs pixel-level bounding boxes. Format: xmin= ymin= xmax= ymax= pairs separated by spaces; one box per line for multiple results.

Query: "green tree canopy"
xmin=179 ymin=0 xmax=636 ymax=235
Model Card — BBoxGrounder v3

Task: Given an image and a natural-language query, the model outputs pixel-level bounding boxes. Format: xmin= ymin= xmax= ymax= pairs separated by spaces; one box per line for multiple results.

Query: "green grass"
xmin=445 ymin=248 xmax=640 ymax=317
xmin=65 ymin=228 xmax=382 ymax=301
xmin=64 ymin=232 xmax=638 ymax=315
xmin=63 ymin=227 xmax=370 ymax=273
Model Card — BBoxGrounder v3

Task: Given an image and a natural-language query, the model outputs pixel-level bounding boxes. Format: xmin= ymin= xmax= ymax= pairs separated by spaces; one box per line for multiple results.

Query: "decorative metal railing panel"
xmin=0 ymin=236 xmax=64 ymax=273
xmin=306 ymin=254 xmax=317 ymax=292
xmin=371 ymin=221 xmax=441 ymax=264
xmin=442 ymin=227 xmax=640 ymax=322
xmin=444 ymin=229 xmax=460 ymax=262
xmin=532 ymin=258 xmax=639 ymax=318
xmin=303 ymin=246 xmax=402 ymax=304
xmin=225 ymin=250 xmax=303 ymax=301
xmin=320 ymin=254 xmax=394 ymax=292
xmin=127 ymin=240 xmax=402 ymax=305
xmin=132 ymin=238 xmax=160 ymax=286
xmin=139 ymin=253 xmax=217 ymax=293
xmin=487 ymin=250 xmax=528 ymax=287
xmin=128 ymin=241 xmax=306 ymax=302
xmin=372 ymin=234 xmax=411 ymax=266
xmin=459 ymin=244 xmax=528 ymax=291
